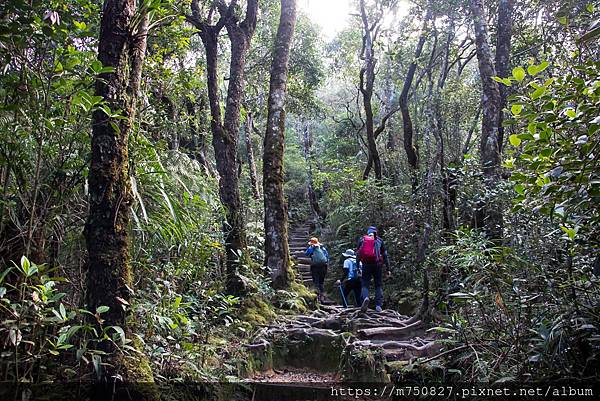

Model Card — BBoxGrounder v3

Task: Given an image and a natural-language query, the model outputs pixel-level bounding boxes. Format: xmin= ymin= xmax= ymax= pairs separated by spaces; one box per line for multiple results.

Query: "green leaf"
xmin=20 ymin=255 xmax=30 ymax=274
xmin=566 ymin=108 xmax=576 ymax=118
xmin=92 ymin=355 xmax=102 ymax=380
xmin=511 ymin=104 xmax=523 ymax=115
xmin=96 ymin=305 xmax=110 ymax=314
xmin=512 ymin=66 xmax=526 ymax=82
xmin=514 ymin=184 xmax=525 ymax=195
xmin=509 ymin=134 xmax=522 ymax=146
xmin=74 ymin=21 xmax=87 ymax=30
xmin=531 ymin=87 xmax=546 ymax=100
xmin=111 ymin=326 xmax=126 ymax=346
xmin=560 ymin=226 xmax=577 ymax=240
xmin=527 ymin=61 xmax=550 ymax=76
xmin=493 ymin=76 xmax=512 ymax=86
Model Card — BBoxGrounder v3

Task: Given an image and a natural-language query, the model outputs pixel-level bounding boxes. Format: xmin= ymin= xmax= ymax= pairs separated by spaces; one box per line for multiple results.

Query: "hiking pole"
xmin=337 ymin=283 xmax=348 ymax=308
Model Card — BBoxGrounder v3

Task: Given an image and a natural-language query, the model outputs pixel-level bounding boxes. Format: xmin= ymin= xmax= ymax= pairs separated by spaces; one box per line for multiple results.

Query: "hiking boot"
xmin=360 ymin=297 xmax=369 ymax=312
xmin=375 ymin=306 xmax=382 ymax=312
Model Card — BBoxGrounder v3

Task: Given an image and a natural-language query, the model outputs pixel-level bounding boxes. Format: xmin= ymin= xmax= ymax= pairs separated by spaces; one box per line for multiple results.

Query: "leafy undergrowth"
xmin=130 ymin=260 xmax=317 ymax=382
xmin=0 ymin=255 xmax=316 ymax=384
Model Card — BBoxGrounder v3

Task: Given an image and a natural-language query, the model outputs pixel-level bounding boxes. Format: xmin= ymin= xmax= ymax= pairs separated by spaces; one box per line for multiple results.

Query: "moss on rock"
xmin=341 ymin=345 xmax=388 ymax=382
xmin=240 ymin=295 xmax=277 ymax=326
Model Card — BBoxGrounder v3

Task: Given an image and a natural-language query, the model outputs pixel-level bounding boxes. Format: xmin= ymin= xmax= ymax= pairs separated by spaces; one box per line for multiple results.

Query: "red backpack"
xmin=358 ymin=235 xmax=381 ymax=264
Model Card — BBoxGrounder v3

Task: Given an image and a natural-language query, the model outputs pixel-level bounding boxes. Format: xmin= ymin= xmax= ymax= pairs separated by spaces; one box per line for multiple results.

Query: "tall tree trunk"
xmin=85 ymin=0 xmax=149 ymax=378
xmin=359 ymin=0 xmax=382 ymax=180
xmin=399 ymin=10 xmax=430 ymax=175
xmin=191 ymin=0 xmax=258 ymax=294
xmin=245 ymin=111 xmax=261 ymax=200
xmin=184 ymin=96 xmax=210 ymax=174
xmin=263 ymin=0 xmax=297 ymax=289
xmin=495 ymin=0 xmax=514 ymax=153
xmin=470 ymin=0 xmax=503 ymax=240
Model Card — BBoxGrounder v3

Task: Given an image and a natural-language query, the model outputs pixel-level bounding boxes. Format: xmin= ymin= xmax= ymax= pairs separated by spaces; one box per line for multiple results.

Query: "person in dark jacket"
xmin=305 ymin=237 xmax=329 ymax=303
xmin=356 ymin=226 xmax=390 ymax=312
xmin=335 ymin=249 xmax=362 ymax=307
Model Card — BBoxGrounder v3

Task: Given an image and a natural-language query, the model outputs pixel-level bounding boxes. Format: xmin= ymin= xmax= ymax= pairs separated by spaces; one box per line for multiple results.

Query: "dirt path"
xmin=245 ymin=221 xmax=440 ymax=388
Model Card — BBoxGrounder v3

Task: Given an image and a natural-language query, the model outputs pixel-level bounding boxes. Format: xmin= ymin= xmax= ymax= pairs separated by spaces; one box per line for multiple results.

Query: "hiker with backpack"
xmin=356 ymin=226 xmax=390 ymax=312
xmin=335 ymin=249 xmax=362 ymax=307
xmin=305 ymin=237 xmax=329 ymax=303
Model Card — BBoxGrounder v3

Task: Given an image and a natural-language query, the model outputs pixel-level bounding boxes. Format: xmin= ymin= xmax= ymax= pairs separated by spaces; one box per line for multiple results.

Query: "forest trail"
xmin=288 ymin=222 xmax=315 ymax=289
xmin=245 ymin=222 xmax=441 ymax=392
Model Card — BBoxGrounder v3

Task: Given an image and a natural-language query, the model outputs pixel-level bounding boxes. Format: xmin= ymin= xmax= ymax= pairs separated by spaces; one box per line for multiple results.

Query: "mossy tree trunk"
xmin=358 ymin=0 xmax=381 ymax=180
xmin=245 ymin=111 xmax=261 ymax=200
xmin=470 ymin=0 xmax=503 ymax=240
xmin=495 ymin=0 xmax=514 ymax=154
xmin=264 ymin=0 xmax=297 ymax=289
xmin=85 ymin=0 xmax=151 ymax=380
xmin=189 ymin=0 xmax=257 ymax=294
xmin=183 ymin=96 xmax=211 ymax=174
xmin=399 ymin=9 xmax=430 ymax=178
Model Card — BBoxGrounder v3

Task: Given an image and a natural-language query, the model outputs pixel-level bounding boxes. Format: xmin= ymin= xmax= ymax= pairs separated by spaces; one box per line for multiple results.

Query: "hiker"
xmin=305 ymin=237 xmax=329 ymax=303
xmin=335 ymin=249 xmax=362 ymax=307
xmin=356 ymin=226 xmax=390 ymax=312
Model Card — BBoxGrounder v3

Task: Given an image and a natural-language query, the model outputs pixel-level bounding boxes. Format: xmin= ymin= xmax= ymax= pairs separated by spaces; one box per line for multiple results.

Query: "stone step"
xmin=289 ymin=232 xmax=310 ymax=237
xmin=291 ymin=249 xmax=307 ymax=254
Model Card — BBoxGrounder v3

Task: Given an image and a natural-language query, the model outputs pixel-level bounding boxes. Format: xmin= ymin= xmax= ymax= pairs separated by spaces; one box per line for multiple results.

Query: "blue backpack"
xmin=347 ymin=259 xmax=360 ymax=280
xmin=311 ymin=246 xmax=328 ymax=264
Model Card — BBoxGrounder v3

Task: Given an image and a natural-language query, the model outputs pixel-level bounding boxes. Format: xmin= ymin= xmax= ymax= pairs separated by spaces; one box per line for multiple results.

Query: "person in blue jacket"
xmin=305 ymin=237 xmax=329 ymax=303
xmin=335 ymin=249 xmax=362 ymax=307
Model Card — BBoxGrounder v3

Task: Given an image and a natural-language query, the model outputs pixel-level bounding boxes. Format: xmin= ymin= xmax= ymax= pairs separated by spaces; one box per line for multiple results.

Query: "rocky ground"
xmin=244 ymin=223 xmax=440 ymax=385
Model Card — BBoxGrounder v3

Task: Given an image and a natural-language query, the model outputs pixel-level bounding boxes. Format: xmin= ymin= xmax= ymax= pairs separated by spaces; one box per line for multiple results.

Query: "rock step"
xmin=289 ymin=232 xmax=310 ymax=238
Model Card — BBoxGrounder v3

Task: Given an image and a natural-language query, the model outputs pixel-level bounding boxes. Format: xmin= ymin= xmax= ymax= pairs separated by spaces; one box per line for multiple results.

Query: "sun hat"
xmin=308 ymin=237 xmax=320 ymax=245
xmin=342 ymin=249 xmax=355 ymax=258
xmin=367 ymin=226 xmax=377 ymax=235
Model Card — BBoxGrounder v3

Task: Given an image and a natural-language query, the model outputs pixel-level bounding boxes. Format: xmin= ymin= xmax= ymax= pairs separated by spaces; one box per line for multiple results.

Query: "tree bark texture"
xmin=359 ymin=0 xmax=382 ymax=180
xmin=470 ymin=0 xmax=503 ymax=239
xmin=183 ymin=96 xmax=210 ymax=174
xmin=85 ymin=0 xmax=147 ymax=356
xmin=192 ymin=0 xmax=258 ymax=294
xmin=263 ymin=0 xmax=297 ymax=289
xmin=494 ymin=0 xmax=514 ymax=153
xmin=399 ymin=11 xmax=430 ymax=173
xmin=245 ymin=112 xmax=261 ymax=199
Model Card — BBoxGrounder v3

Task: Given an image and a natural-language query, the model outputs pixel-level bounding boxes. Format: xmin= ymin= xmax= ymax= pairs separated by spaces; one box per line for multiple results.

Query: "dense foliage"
xmin=0 ymin=0 xmax=598 ymax=390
